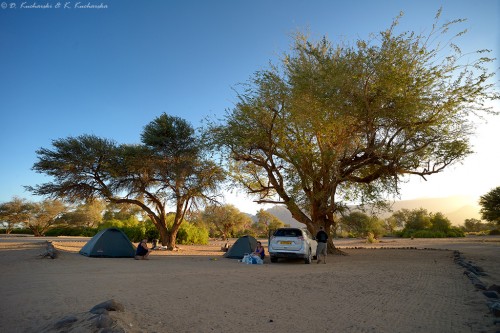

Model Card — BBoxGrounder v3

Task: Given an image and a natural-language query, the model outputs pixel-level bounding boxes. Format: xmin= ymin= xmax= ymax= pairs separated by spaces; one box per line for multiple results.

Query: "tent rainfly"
xmin=224 ymin=235 xmax=257 ymax=259
xmin=80 ymin=228 xmax=136 ymax=258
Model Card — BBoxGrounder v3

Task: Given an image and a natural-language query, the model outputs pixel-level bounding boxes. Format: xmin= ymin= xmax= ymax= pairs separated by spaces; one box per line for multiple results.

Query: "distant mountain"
xmin=265 ymin=206 xmax=305 ymax=228
xmin=253 ymin=195 xmax=481 ymax=227
xmin=380 ymin=196 xmax=481 ymax=225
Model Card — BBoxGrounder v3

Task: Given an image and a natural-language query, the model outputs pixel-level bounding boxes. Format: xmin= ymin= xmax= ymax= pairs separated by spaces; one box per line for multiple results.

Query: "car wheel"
xmin=270 ymin=256 xmax=278 ymax=263
xmin=305 ymin=249 xmax=312 ymax=264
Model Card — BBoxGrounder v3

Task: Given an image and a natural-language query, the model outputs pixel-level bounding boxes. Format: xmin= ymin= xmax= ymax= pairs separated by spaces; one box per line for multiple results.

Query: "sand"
xmin=0 ymin=236 xmax=499 ymax=333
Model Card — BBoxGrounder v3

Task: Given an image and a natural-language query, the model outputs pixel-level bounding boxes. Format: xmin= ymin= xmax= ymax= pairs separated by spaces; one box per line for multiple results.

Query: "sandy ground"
xmin=0 ymin=236 xmax=499 ymax=333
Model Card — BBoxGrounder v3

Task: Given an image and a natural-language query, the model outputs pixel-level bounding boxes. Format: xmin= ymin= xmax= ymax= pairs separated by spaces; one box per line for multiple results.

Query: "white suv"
xmin=268 ymin=227 xmax=318 ymax=264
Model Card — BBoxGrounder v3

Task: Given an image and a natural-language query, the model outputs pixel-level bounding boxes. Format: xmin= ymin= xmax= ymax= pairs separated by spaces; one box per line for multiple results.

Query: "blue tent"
xmin=80 ymin=228 xmax=136 ymax=258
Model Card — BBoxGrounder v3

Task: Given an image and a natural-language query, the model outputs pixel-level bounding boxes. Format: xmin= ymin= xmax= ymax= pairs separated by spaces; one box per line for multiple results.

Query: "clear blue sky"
xmin=1 ymin=0 xmax=499 ymax=213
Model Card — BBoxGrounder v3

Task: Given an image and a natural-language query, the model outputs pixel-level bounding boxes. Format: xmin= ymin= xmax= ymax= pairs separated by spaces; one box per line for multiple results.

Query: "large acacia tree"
xmin=29 ymin=114 xmax=225 ymax=249
xmin=210 ymin=12 xmax=499 ymax=251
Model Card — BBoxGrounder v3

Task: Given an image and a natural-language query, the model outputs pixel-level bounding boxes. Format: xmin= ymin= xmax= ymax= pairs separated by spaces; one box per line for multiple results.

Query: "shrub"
xmin=0 ymin=228 xmax=32 ymax=235
xmin=366 ymin=232 xmax=378 ymax=243
xmin=45 ymin=227 xmax=97 ymax=237
xmin=489 ymin=229 xmax=500 ymax=235
xmin=176 ymin=222 xmax=209 ymax=245
xmin=446 ymin=227 xmax=465 ymax=238
xmin=402 ymin=229 xmax=464 ymax=238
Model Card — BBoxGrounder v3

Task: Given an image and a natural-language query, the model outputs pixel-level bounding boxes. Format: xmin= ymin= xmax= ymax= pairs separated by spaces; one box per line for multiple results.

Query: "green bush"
xmin=176 ymin=222 xmax=209 ymax=245
xmin=98 ymin=218 xmax=147 ymax=242
xmin=0 ymin=228 xmax=32 ymax=235
xmin=45 ymin=227 xmax=97 ymax=237
xmin=446 ymin=227 xmax=465 ymax=238
xmin=366 ymin=232 xmax=378 ymax=243
xmin=401 ymin=229 xmax=464 ymax=238
xmin=489 ymin=229 xmax=500 ymax=235
xmin=120 ymin=225 xmax=146 ymax=243
xmin=145 ymin=222 xmax=160 ymax=241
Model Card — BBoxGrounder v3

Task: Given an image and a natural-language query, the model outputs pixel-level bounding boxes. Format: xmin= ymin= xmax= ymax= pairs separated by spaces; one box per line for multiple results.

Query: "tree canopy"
xmin=29 ymin=113 xmax=225 ymax=248
xmin=209 ymin=11 xmax=499 ymax=249
xmin=201 ymin=204 xmax=252 ymax=240
xmin=479 ymin=186 xmax=500 ymax=225
xmin=0 ymin=197 xmax=34 ymax=234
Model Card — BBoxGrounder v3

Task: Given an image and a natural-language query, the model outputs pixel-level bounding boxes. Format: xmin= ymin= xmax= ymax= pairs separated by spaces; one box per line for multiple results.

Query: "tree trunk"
xmin=30 ymin=227 xmax=42 ymax=237
xmin=157 ymin=223 xmax=169 ymax=247
xmin=167 ymin=228 xmax=179 ymax=250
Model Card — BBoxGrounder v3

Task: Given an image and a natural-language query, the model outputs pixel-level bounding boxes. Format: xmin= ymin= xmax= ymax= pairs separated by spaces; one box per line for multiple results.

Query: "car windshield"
xmin=274 ymin=229 xmax=302 ymax=237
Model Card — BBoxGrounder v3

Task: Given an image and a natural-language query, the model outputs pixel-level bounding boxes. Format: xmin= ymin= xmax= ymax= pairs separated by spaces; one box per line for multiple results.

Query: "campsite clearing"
xmin=0 ymin=236 xmax=499 ymax=333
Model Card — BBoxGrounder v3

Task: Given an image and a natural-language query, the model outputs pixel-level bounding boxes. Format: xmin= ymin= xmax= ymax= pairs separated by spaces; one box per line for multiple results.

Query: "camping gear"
xmin=241 ymin=254 xmax=263 ymax=264
xmin=80 ymin=228 xmax=136 ymax=258
xmin=224 ymin=235 xmax=257 ymax=259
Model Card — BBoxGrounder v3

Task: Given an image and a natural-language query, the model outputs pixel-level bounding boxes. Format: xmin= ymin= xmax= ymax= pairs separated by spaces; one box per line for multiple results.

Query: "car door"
xmin=304 ymin=229 xmax=317 ymax=254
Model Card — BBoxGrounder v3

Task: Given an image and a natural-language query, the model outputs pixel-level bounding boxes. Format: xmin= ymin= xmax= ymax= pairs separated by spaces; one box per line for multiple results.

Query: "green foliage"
xmin=44 ymin=226 xmax=97 ymax=237
xmin=0 ymin=228 xmax=32 ymax=235
xmin=479 ymin=186 xmax=500 ymax=225
xmin=176 ymin=222 xmax=209 ymax=245
xmin=254 ymin=209 xmax=284 ymax=237
xmin=395 ymin=208 xmax=463 ymax=238
xmin=366 ymin=232 xmax=378 ymax=243
xmin=489 ymin=229 xmax=500 ymax=236
xmin=208 ymin=12 xmax=498 ymax=235
xmin=430 ymin=212 xmax=452 ymax=232
xmin=28 ymin=113 xmax=225 ymax=249
xmin=462 ymin=218 xmax=489 ymax=232
xmin=0 ymin=197 xmax=34 ymax=233
xmin=201 ymin=204 xmax=252 ymax=240
xmin=401 ymin=227 xmax=464 ymax=238
xmin=340 ymin=211 xmax=386 ymax=238
xmin=99 ymin=217 xmax=146 ymax=242
xmin=446 ymin=227 xmax=465 ymax=238
xmin=144 ymin=220 xmax=160 ymax=241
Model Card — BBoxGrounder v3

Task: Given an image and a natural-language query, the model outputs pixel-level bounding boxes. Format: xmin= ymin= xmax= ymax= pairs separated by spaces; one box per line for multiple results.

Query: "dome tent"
xmin=224 ymin=235 xmax=257 ymax=259
xmin=80 ymin=228 xmax=136 ymax=258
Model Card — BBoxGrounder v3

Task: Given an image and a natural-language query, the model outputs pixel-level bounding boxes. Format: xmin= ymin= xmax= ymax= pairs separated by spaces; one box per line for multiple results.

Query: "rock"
xmin=96 ymin=313 xmax=115 ymax=329
xmin=489 ymin=285 xmax=500 ymax=293
xmin=464 ymin=270 xmax=487 ymax=290
xmin=100 ymin=328 xmax=126 ymax=333
xmin=53 ymin=315 xmax=78 ymax=329
xmin=90 ymin=299 xmax=125 ymax=314
xmin=484 ymin=291 xmax=499 ymax=299
xmin=40 ymin=241 xmax=58 ymax=259
xmin=489 ymin=301 xmax=500 ymax=317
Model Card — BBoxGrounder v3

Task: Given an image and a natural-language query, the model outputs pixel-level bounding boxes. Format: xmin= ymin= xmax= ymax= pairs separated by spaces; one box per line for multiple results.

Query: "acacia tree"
xmin=0 ymin=197 xmax=33 ymax=234
xmin=27 ymin=199 xmax=67 ymax=236
xmin=255 ymin=209 xmax=284 ymax=236
xmin=29 ymin=114 xmax=225 ymax=249
xmin=479 ymin=186 xmax=500 ymax=225
xmin=202 ymin=204 xmax=251 ymax=240
xmin=340 ymin=211 xmax=385 ymax=238
xmin=59 ymin=200 xmax=106 ymax=228
xmin=210 ymin=12 xmax=498 ymax=252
